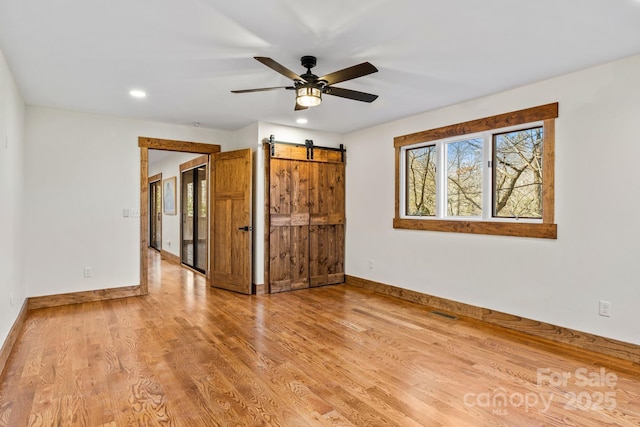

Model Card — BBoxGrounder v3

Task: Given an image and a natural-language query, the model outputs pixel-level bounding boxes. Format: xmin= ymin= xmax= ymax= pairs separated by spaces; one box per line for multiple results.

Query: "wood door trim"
xmin=140 ymin=137 xmax=222 ymax=292
xmin=148 ymin=173 xmax=162 ymax=183
xmin=140 ymin=147 xmax=149 ymax=294
xmin=139 ymin=137 xmax=222 ymax=154
xmin=263 ymin=143 xmax=271 ymax=294
xmin=179 ymin=155 xmax=209 ymax=173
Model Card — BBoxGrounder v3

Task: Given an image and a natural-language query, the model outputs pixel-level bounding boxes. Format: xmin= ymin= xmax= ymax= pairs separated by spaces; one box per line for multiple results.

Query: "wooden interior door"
xmin=269 ymin=159 xmax=310 ymax=292
xmin=267 ymin=142 xmax=346 ymax=293
xmin=309 ymin=161 xmax=345 ymax=286
xmin=212 ymin=149 xmax=252 ymax=294
xmin=149 ymin=177 xmax=162 ymax=251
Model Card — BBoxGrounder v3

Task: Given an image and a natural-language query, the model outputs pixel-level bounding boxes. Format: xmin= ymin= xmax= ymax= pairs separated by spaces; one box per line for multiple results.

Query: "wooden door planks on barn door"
xmin=269 ymin=159 xmax=310 ymax=292
xmin=267 ymin=141 xmax=346 ymax=293
xmin=309 ymin=161 xmax=345 ymax=287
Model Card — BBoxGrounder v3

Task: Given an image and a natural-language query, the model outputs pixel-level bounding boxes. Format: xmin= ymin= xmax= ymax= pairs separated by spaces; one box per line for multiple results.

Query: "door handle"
xmin=238 ymin=226 xmax=253 ymax=231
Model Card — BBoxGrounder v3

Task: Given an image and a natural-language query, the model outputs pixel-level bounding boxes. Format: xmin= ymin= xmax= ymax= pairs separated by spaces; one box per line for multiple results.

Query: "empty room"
xmin=1 ymin=1 xmax=640 ymax=426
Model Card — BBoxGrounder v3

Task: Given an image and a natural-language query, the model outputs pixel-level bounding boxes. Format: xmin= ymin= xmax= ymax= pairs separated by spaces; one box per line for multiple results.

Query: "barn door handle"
xmin=238 ymin=226 xmax=253 ymax=231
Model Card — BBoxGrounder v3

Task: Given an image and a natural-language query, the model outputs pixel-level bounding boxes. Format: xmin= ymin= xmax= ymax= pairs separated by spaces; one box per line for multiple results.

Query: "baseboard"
xmin=345 ymin=275 xmax=640 ymax=365
xmin=160 ymin=250 xmax=180 ymax=265
xmin=254 ymin=283 xmax=266 ymax=295
xmin=0 ymin=299 xmax=29 ymax=378
xmin=27 ymin=285 xmax=142 ymax=310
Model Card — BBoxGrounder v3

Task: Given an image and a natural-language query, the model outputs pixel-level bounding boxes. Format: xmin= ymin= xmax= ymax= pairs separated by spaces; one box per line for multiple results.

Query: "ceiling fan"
xmin=231 ymin=56 xmax=379 ymax=110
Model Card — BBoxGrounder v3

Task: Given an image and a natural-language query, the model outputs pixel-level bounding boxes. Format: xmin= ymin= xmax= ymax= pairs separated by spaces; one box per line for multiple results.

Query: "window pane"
xmin=186 ymin=182 xmax=194 ymax=217
xmin=446 ymin=138 xmax=483 ymax=217
xmin=406 ymin=145 xmax=436 ymax=216
xmin=493 ymin=127 xmax=543 ymax=218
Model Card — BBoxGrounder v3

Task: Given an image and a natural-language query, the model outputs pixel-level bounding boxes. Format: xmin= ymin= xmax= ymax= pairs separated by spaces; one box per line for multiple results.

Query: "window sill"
xmin=393 ymin=218 xmax=557 ymax=239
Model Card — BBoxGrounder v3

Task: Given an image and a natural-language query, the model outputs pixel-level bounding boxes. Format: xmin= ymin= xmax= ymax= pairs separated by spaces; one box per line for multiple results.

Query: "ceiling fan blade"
xmin=325 ymin=86 xmax=378 ymax=103
xmin=231 ymin=86 xmax=294 ymax=93
xmin=319 ymin=62 xmax=378 ymax=86
xmin=295 ymin=103 xmax=308 ymax=111
xmin=255 ymin=57 xmax=306 ymax=82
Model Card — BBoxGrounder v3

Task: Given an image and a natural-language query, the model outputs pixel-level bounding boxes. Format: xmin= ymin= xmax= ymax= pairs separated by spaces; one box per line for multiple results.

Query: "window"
xmin=446 ymin=138 xmax=483 ymax=217
xmin=394 ymin=103 xmax=558 ymax=239
xmin=493 ymin=127 xmax=543 ymax=219
xmin=406 ymin=145 xmax=436 ymax=216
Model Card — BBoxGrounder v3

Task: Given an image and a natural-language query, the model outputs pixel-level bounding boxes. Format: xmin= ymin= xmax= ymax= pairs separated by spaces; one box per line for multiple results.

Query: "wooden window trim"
xmin=393 ymin=103 xmax=558 ymax=239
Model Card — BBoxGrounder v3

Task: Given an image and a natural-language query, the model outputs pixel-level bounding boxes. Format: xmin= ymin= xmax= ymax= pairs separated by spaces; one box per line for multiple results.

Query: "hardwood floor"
xmin=1 ymin=252 xmax=640 ymax=426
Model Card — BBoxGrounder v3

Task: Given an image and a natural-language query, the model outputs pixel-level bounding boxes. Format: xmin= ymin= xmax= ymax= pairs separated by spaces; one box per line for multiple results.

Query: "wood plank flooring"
xmin=1 ymin=251 xmax=640 ymax=426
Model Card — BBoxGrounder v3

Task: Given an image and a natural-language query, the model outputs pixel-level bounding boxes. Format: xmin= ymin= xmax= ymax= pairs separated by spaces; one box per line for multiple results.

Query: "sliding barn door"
xmin=269 ymin=159 xmax=310 ymax=292
xmin=268 ymin=142 xmax=345 ymax=293
xmin=212 ymin=149 xmax=252 ymax=294
xmin=309 ymin=161 xmax=345 ymax=286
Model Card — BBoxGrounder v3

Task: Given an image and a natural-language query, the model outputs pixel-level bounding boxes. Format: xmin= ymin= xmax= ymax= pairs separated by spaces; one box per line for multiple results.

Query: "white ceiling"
xmin=1 ymin=0 xmax=639 ymax=134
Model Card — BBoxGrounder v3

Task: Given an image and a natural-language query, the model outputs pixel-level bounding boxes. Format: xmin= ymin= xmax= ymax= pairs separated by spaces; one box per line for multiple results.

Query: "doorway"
xmin=138 ymin=137 xmax=253 ymax=295
xmin=180 ymin=158 xmax=208 ymax=274
xmin=149 ymin=174 xmax=162 ymax=251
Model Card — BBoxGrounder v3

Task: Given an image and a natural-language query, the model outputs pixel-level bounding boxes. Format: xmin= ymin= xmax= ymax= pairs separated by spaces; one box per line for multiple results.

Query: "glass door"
xmin=195 ymin=166 xmax=207 ymax=272
xmin=181 ymin=165 xmax=207 ymax=273
xmin=149 ymin=179 xmax=162 ymax=251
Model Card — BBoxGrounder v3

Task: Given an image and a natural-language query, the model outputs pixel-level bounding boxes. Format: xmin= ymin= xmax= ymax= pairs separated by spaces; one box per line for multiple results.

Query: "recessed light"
xmin=296 ymin=118 xmax=308 ymax=124
xmin=129 ymin=89 xmax=147 ymax=98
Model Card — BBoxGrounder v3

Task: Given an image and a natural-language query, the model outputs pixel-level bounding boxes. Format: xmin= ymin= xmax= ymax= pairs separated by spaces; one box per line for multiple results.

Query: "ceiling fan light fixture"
xmin=296 ymin=86 xmax=322 ymax=107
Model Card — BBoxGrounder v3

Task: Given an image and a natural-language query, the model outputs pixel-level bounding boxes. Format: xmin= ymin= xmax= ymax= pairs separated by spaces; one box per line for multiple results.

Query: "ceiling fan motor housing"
xmin=300 ymin=55 xmax=317 ymax=70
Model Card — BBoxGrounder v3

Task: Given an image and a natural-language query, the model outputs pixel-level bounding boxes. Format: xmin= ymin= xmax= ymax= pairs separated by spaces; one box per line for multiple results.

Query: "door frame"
xmin=148 ymin=173 xmax=163 ymax=252
xmin=179 ymin=155 xmax=209 ymax=275
xmin=138 ymin=137 xmax=221 ymax=294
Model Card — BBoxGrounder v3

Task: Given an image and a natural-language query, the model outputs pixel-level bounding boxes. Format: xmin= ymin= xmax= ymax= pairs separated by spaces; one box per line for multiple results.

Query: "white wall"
xmin=149 ymin=151 xmax=205 ymax=258
xmin=344 ymin=54 xmax=640 ymax=345
xmin=24 ymin=107 xmax=232 ymax=297
xmin=0 ymin=49 xmax=26 ymax=344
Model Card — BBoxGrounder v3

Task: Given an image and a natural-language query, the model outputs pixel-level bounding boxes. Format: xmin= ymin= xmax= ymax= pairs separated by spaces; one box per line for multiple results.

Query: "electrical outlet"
xmin=368 ymin=259 xmax=374 ymax=269
xmin=599 ymin=300 xmax=611 ymax=317
xmin=84 ymin=267 xmax=92 ymax=278
xmin=131 ymin=208 xmax=140 ymax=218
